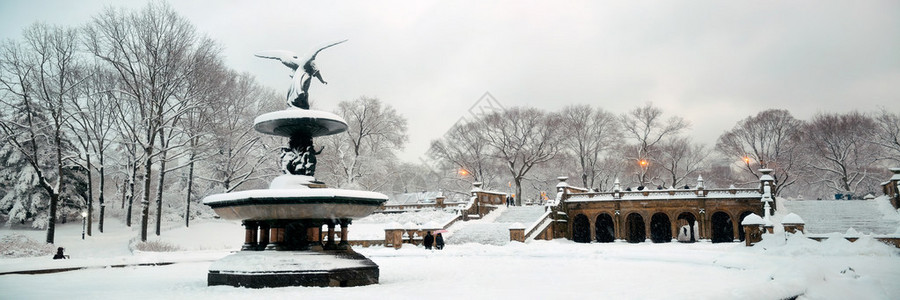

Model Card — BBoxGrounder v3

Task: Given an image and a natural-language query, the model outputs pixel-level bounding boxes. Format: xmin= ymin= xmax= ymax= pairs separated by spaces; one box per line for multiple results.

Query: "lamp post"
xmin=81 ymin=211 xmax=87 ymax=240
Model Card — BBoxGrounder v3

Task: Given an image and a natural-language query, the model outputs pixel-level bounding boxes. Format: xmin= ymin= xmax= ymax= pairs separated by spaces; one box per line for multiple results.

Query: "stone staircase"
xmin=448 ymin=206 xmax=547 ymax=245
xmin=780 ymin=197 xmax=900 ymax=235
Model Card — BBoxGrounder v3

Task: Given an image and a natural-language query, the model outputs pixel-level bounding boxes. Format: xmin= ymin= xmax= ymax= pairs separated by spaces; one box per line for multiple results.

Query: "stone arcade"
xmin=555 ymin=170 xmax=774 ymax=244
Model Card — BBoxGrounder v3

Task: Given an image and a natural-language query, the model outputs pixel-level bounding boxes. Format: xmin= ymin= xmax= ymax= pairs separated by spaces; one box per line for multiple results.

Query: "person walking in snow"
xmin=423 ymin=231 xmax=434 ymax=250
xmin=506 ymin=194 xmax=512 ymax=207
xmin=435 ymin=233 xmax=445 ymax=250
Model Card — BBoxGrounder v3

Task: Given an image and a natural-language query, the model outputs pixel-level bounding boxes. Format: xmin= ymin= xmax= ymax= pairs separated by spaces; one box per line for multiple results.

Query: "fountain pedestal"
xmin=203 ymin=108 xmax=387 ymax=288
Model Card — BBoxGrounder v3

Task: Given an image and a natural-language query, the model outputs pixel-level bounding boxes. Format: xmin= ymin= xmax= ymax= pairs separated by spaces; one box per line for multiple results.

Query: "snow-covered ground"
xmin=1 ymin=217 xmax=899 ymax=299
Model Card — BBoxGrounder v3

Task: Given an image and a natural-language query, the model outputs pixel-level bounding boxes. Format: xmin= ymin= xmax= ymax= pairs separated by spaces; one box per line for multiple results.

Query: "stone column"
xmin=743 ymin=225 xmax=762 ymax=246
xmin=339 ymin=219 xmax=351 ymax=249
xmin=242 ymin=220 xmax=258 ymax=251
xmin=258 ymin=222 xmax=270 ymax=250
xmin=266 ymin=221 xmax=285 ymax=251
xmin=644 ymin=215 xmax=652 ymax=243
xmin=613 ymin=210 xmax=622 ymax=240
xmin=307 ymin=221 xmax=323 ymax=251
xmin=325 ymin=220 xmax=337 ymax=250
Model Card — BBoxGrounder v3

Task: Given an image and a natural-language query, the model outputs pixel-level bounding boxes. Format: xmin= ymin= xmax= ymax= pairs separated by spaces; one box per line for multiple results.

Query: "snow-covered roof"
xmin=782 ymin=213 xmax=805 ymax=225
xmin=565 ymin=188 xmax=761 ymax=202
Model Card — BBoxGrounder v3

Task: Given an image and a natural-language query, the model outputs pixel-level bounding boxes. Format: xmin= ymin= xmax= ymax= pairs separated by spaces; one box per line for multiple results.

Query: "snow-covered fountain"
xmin=202 ymin=40 xmax=387 ymax=288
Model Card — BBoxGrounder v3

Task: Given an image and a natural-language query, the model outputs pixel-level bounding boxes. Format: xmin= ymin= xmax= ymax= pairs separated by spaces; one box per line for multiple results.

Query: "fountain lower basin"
xmin=203 ymin=188 xmax=387 ymax=220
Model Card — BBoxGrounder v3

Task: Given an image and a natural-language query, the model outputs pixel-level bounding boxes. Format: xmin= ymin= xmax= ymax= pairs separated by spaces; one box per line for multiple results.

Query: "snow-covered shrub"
xmin=134 ymin=240 xmax=182 ymax=252
xmin=0 ymin=234 xmax=54 ymax=258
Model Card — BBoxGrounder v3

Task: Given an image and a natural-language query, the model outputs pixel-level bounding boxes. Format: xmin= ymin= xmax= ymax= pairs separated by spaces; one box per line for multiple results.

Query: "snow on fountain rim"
xmin=202 ymin=188 xmax=388 ymax=205
xmin=253 ymin=108 xmax=347 ymax=126
xmin=209 ymin=251 xmax=370 ymax=273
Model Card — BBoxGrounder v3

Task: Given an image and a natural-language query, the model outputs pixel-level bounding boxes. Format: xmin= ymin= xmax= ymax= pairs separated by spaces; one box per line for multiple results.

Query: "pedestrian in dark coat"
xmin=435 ymin=233 xmax=445 ymax=250
xmin=53 ymin=247 xmax=68 ymax=259
xmin=423 ymin=231 xmax=434 ymax=250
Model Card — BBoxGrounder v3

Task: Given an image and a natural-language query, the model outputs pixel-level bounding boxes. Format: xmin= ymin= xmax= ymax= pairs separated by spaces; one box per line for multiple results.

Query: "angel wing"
xmin=308 ymin=39 xmax=348 ymax=61
xmin=254 ymin=50 xmax=301 ymax=70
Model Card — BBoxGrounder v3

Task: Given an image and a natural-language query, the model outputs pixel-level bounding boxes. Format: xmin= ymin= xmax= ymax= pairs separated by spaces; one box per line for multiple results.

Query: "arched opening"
xmin=595 ymin=213 xmax=615 ymax=243
xmin=676 ymin=212 xmax=698 ymax=242
xmin=711 ymin=212 xmax=734 ymax=243
xmin=737 ymin=211 xmax=754 ymax=241
xmin=625 ymin=213 xmax=645 ymax=243
xmin=573 ymin=214 xmax=591 ymax=243
xmin=650 ymin=213 xmax=671 ymax=243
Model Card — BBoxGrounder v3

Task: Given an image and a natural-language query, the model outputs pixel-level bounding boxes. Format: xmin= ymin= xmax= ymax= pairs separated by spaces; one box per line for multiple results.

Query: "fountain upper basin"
xmin=254 ymin=109 xmax=348 ymax=137
xmin=203 ymin=188 xmax=387 ymax=220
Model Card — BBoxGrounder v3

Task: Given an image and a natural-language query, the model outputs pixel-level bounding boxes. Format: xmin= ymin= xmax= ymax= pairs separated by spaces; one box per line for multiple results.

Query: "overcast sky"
xmin=2 ymin=0 xmax=898 ymax=162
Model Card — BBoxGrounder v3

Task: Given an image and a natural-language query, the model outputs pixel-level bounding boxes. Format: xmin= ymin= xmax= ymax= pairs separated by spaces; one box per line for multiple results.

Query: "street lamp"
xmin=743 ymin=156 xmax=750 ymax=164
xmin=81 ymin=211 xmax=87 ymax=240
xmin=458 ymin=169 xmax=469 ymax=176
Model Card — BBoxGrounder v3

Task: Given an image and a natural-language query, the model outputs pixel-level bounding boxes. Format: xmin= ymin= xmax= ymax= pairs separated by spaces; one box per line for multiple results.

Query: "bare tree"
xmin=427 ymin=120 xmax=500 ymax=188
xmin=85 ymin=2 xmax=217 ymax=241
xmin=65 ymin=64 xmax=118 ymax=235
xmin=803 ymin=111 xmax=882 ymax=195
xmin=873 ymin=111 xmax=900 ymax=163
xmin=0 ymin=24 xmax=84 ymax=243
xmin=619 ymin=102 xmax=690 ymax=187
xmin=657 ymin=137 xmax=709 ymax=188
xmin=715 ymin=109 xmax=804 ymax=196
xmin=559 ymin=104 xmax=620 ymax=189
xmin=198 ymin=72 xmax=279 ymax=194
xmin=320 ymin=97 xmax=408 ymax=189
xmin=479 ymin=107 xmax=562 ymax=205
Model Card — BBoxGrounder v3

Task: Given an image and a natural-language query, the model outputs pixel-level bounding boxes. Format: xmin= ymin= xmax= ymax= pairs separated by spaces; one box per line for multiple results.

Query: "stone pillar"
xmin=699 ymin=208 xmax=709 ymax=240
xmin=613 ymin=209 xmax=622 ymax=240
xmin=509 ymin=225 xmax=526 ymax=243
xmin=339 ymin=219 xmax=350 ymax=249
xmin=266 ymin=221 xmax=285 ymax=251
xmin=782 ymin=213 xmax=805 ymax=234
xmin=384 ymin=227 xmax=403 ymax=249
xmin=307 ymin=221 xmax=322 ymax=251
xmin=325 ymin=220 xmax=337 ymax=250
xmin=242 ymin=220 xmax=258 ymax=251
xmin=740 ymin=213 xmax=764 ymax=247
xmin=644 ymin=215 xmax=652 ymax=242
xmin=258 ymin=222 xmax=270 ymax=250
xmin=743 ymin=225 xmax=762 ymax=246
xmin=888 ymin=167 xmax=900 ymax=209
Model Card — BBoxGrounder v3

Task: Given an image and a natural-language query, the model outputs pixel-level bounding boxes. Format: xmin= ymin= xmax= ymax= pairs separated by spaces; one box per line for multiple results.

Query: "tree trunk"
xmin=155 ymin=147 xmax=168 ymax=236
xmin=140 ymin=147 xmax=154 ymax=242
xmin=98 ymin=163 xmax=105 ymax=233
xmin=46 ymin=193 xmax=58 ymax=244
xmin=86 ymin=153 xmax=93 ymax=236
xmin=514 ymin=177 xmax=523 ymax=206
xmin=126 ymin=164 xmax=135 ymax=227
xmin=185 ymin=157 xmax=195 ymax=228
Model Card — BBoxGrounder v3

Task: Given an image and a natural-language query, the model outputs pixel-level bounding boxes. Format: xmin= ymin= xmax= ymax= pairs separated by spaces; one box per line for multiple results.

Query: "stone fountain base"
xmin=208 ymin=248 xmax=379 ymax=288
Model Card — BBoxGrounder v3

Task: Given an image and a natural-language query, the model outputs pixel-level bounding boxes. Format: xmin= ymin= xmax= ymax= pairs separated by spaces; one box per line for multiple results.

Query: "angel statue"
xmin=255 ymin=40 xmax=348 ymax=109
